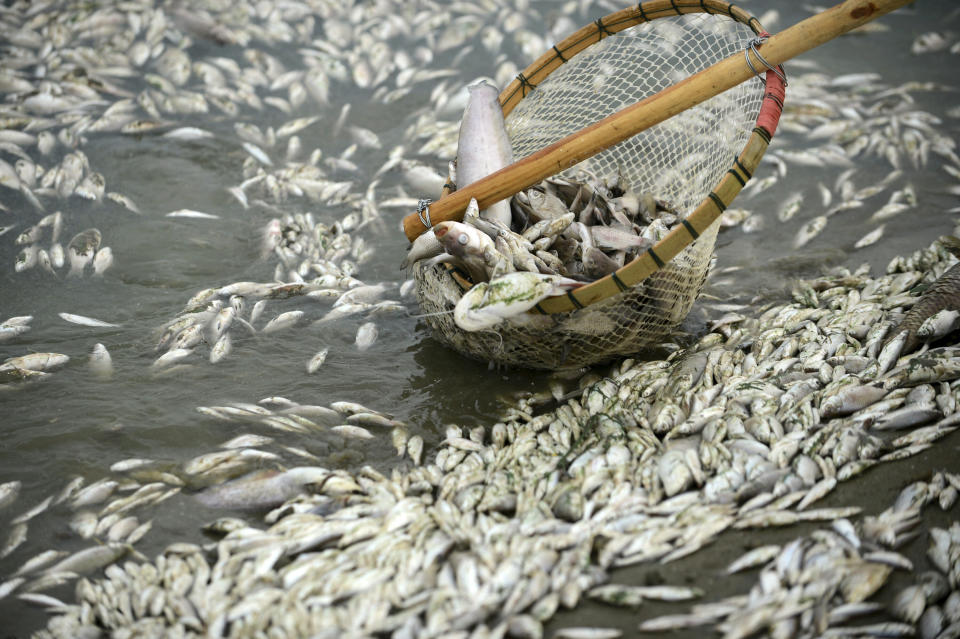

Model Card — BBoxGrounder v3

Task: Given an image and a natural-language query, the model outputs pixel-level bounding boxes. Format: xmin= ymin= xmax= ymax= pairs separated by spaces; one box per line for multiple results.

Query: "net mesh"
xmin=415 ymin=12 xmax=764 ymax=369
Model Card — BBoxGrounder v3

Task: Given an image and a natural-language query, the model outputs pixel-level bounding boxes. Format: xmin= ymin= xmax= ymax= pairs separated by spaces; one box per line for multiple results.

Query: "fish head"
xmin=434 ymin=221 xmax=475 ymax=258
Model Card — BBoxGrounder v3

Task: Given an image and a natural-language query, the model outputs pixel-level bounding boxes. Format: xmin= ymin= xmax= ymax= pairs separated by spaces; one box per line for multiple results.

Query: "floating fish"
xmin=66 ymin=228 xmax=102 ymax=277
xmin=166 ymin=209 xmax=220 ymax=220
xmin=355 ymin=322 xmax=378 ymax=351
xmin=306 ymin=348 xmax=329 ymax=373
xmin=793 ymin=215 xmax=828 ymax=249
xmin=195 ymin=467 xmax=328 ymax=510
xmin=88 ymin=344 xmax=113 ymax=379
xmin=58 ymin=312 xmax=119 ymax=328
xmin=854 ymin=224 xmax=885 ymax=249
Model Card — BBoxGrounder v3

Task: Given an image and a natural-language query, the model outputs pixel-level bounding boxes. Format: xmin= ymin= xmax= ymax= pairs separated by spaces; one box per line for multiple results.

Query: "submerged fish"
xmin=854 ymin=224 xmax=885 ymax=249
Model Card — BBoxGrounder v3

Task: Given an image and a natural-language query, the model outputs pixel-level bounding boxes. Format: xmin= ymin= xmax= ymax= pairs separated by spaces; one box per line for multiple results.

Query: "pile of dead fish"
xmin=408 ymin=170 xmax=676 ymax=282
xmin=405 ymin=78 xmax=683 ymax=334
xmin=150 ymin=212 xmax=407 ymax=369
xmin=406 ymin=76 xmax=678 ymax=289
xmin=13 ymin=233 xmax=959 ymax=638
xmin=11 ymin=215 xmax=111 ymax=278
xmin=639 ymin=470 xmax=960 ymax=637
xmin=2 ymin=0 xmax=960 ymax=636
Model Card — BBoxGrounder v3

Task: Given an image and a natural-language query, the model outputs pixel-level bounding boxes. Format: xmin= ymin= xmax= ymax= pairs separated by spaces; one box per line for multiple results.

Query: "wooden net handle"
xmin=401 ymin=0 xmax=910 ymax=244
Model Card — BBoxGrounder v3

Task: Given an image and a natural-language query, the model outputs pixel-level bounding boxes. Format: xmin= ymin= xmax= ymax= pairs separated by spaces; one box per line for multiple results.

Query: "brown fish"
xmin=886 ymin=237 xmax=960 ymax=353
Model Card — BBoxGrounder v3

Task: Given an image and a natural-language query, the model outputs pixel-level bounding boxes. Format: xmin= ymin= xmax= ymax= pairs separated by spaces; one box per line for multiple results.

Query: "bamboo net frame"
xmin=407 ymin=0 xmax=907 ymax=367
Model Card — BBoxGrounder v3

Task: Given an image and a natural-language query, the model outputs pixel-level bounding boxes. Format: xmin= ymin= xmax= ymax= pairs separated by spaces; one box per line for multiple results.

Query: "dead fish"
xmin=88 ymin=344 xmax=113 ymax=379
xmin=262 ymin=310 xmax=303 ymax=333
xmin=66 ymin=228 xmax=102 ymax=277
xmin=74 ymin=173 xmax=105 ymax=201
xmin=152 ymin=348 xmax=193 ymax=369
xmin=45 ymin=544 xmax=128 ymax=576
xmin=15 ymin=245 xmax=38 ymax=272
xmin=401 ymin=228 xmax=444 ymax=268
xmin=331 ymin=424 xmax=374 ymax=439
xmin=13 ymin=550 xmax=70 ymax=578
xmin=1 ymin=524 xmax=27 ymax=559
xmin=242 ymin=142 xmax=272 ymax=166
xmin=49 ymin=243 xmax=65 ymax=269
xmin=854 ymin=224 xmax=885 ymax=249
xmin=210 ymin=333 xmax=232 ymax=364
xmin=589 ymin=226 xmax=651 ymax=252
xmin=583 ymin=246 xmax=621 ymax=279
xmin=0 ymin=481 xmax=22 ymax=511
xmin=778 ymin=192 xmax=804 ymax=222
xmin=870 ymin=202 xmax=910 ymax=222
xmin=105 ymin=192 xmax=140 ymax=214
xmin=70 ymin=480 xmax=118 ymax=509
xmin=306 ymin=348 xmax=329 ymax=373
xmin=911 ymin=31 xmax=953 ymax=55
xmin=355 ymin=322 xmax=378 ymax=351
xmin=1 ymin=353 xmax=69 ymax=373
xmin=793 ymin=215 xmax=828 ymax=249
xmin=455 ymin=80 xmax=514 ymax=228
xmin=454 ymin=272 xmax=582 ymax=331
xmin=166 ymin=209 xmax=220 ymax=220
xmin=163 ymin=127 xmax=215 ymax=140
xmin=169 ymin=6 xmax=237 ymax=45
xmin=58 ymin=312 xmax=119 ymax=328
xmin=195 ymin=467 xmax=328 ymax=510
xmin=92 ymin=247 xmax=114 ymax=275
xmin=884 ymin=241 xmax=960 ymax=353
xmin=552 ymin=628 xmax=622 ymax=639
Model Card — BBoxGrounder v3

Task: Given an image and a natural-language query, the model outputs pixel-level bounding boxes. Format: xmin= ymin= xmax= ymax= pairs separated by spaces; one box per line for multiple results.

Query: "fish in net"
xmin=412 ymin=3 xmax=780 ymax=369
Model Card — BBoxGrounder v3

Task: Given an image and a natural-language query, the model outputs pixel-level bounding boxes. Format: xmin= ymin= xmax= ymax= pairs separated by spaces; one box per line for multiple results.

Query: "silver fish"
xmin=88 ymin=343 xmax=113 ymax=379
xmin=455 ymin=80 xmax=514 ymax=228
xmin=307 ymin=348 xmax=329 ymax=373
xmin=355 ymin=322 xmax=378 ymax=351
xmin=66 ymin=228 xmax=102 ymax=277
xmin=166 ymin=209 xmax=220 ymax=220
xmin=58 ymin=312 xmax=119 ymax=328
xmin=195 ymin=467 xmax=328 ymax=510
xmin=92 ymin=247 xmax=113 ymax=276
xmin=210 ymin=333 xmax=232 ymax=364
xmin=262 ymin=310 xmax=303 ymax=333
xmin=854 ymin=224 xmax=885 ymax=249
xmin=0 ymin=481 xmax=22 ymax=511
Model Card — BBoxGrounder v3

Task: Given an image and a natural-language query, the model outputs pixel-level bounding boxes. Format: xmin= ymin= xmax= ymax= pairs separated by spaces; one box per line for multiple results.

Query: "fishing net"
xmin=414 ymin=1 xmax=784 ymax=369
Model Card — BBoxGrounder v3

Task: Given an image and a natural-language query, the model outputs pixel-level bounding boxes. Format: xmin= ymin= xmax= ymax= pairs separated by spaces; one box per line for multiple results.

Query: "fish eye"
xmin=457 ymin=233 xmax=468 ymax=245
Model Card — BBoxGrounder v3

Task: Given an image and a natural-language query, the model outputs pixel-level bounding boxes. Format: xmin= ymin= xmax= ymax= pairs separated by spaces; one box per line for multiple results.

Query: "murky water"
xmin=1 ymin=0 xmax=958 ymax=635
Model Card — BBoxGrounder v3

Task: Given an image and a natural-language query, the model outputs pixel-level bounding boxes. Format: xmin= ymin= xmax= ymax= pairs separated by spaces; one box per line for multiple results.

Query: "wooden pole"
xmin=402 ymin=0 xmax=912 ymax=243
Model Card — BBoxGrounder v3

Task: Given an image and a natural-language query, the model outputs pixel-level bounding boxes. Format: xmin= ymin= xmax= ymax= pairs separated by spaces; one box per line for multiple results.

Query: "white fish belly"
xmin=456 ymin=81 xmax=514 ymax=228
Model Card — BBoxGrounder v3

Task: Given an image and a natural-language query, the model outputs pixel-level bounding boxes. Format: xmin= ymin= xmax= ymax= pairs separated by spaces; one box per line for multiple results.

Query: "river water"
xmin=1 ymin=0 xmax=958 ymax=635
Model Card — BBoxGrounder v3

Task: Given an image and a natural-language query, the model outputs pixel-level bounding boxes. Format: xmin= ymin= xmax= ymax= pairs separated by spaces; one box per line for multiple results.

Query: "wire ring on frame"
xmin=744 ymin=35 xmax=788 ymax=86
xmin=417 ymin=199 xmax=433 ymax=228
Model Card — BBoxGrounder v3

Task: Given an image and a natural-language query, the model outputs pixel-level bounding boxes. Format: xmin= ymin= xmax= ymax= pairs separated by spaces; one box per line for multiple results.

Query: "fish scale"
xmin=887 ymin=254 xmax=960 ymax=353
